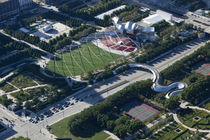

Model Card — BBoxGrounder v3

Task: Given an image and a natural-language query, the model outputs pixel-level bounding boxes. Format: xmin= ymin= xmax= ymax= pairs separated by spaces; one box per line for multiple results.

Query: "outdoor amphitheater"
xmin=45 ymin=29 xmax=138 ymax=77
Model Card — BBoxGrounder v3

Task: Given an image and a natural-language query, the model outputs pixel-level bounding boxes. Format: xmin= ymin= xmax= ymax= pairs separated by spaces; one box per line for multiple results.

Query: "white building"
xmin=125 ymin=22 xmax=138 ymax=34
xmin=143 ymin=10 xmax=173 ymax=25
xmin=19 ymin=0 xmax=33 ymax=10
xmin=115 ymin=24 xmax=125 ymax=34
xmin=112 ymin=17 xmax=120 ymax=25
xmin=143 ymin=14 xmax=164 ymax=25
xmin=156 ymin=10 xmax=173 ymax=21
xmin=43 ymin=24 xmax=53 ymax=32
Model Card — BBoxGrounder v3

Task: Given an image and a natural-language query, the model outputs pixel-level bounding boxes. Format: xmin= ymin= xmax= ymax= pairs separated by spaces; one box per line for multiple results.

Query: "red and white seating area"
xmin=99 ymin=35 xmax=136 ymax=53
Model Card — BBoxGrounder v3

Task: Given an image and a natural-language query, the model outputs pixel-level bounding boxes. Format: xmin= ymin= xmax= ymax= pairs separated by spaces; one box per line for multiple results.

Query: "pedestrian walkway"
xmin=173 ymin=114 xmax=210 ymax=133
xmin=180 ymin=101 xmax=210 ymax=114
xmin=146 ymin=114 xmax=168 ymax=129
xmin=104 ymin=130 xmax=120 ymax=140
xmin=3 ymin=84 xmax=47 ymax=95
xmin=173 ymin=101 xmax=210 ymax=133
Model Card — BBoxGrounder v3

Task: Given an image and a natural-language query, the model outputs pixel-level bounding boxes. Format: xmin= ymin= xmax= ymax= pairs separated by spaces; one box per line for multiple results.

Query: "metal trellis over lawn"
xmin=84 ymin=37 xmax=106 ymax=64
xmin=61 ymin=50 xmax=73 ymax=77
xmin=77 ymin=43 xmax=95 ymax=69
xmin=69 ymin=44 xmax=86 ymax=75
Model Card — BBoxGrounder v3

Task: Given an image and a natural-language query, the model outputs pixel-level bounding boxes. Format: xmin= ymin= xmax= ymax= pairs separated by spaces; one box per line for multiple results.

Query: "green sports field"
xmin=46 ymin=42 xmax=122 ymax=76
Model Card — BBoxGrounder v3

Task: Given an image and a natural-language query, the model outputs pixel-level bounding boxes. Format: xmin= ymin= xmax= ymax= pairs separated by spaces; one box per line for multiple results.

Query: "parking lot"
xmin=29 ymin=97 xmax=84 ymax=124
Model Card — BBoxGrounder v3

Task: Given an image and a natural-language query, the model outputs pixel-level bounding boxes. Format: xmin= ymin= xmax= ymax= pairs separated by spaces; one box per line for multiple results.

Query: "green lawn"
xmin=201 ymin=100 xmax=210 ymax=110
xmin=50 ymin=115 xmax=110 ymax=140
xmin=10 ymin=75 xmax=37 ymax=89
xmin=178 ymin=109 xmax=210 ymax=130
xmin=150 ymin=122 xmax=187 ymax=140
xmin=0 ymin=83 xmax=17 ymax=92
xmin=46 ymin=42 xmax=122 ymax=76
xmin=175 ymin=130 xmax=207 ymax=140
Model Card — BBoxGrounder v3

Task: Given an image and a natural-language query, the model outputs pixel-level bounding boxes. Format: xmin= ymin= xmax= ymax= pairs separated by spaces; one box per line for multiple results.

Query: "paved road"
xmin=1 ymin=38 xmax=209 ymax=140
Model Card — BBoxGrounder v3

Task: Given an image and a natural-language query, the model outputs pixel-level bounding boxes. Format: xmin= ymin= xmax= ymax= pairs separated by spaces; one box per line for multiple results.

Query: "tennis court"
xmin=195 ymin=63 xmax=210 ymax=76
xmin=123 ymin=102 xmax=159 ymax=122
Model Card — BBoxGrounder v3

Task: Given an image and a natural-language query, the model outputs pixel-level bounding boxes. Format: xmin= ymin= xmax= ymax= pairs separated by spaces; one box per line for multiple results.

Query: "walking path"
xmin=173 ymin=101 xmax=210 ymax=133
xmin=180 ymin=101 xmax=210 ymax=114
xmin=146 ymin=114 xmax=168 ymax=129
xmin=173 ymin=114 xmax=210 ymax=133
xmin=104 ymin=130 xmax=120 ymax=140
xmin=147 ymin=121 xmax=174 ymax=138
xmin=7 ymin=82 xmax=20 ymax=90
xmin=3 ymin=84 xmax=47 ymax=95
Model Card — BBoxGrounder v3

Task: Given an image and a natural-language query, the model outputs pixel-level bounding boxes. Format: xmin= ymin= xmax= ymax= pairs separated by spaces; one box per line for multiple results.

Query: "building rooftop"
xmin=143 ymin=27 xmax=155 ymax=33
xmin=143 ymin=14 xmax=164 ymax=25
xmin=43 ymin=24 xmax=53 ymax=32
xmin=112 ymin=17 xmax=120 ymax=25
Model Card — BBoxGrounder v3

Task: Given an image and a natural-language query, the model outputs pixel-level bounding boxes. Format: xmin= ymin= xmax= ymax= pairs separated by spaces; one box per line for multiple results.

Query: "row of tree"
xmin=3 ymin=27 xmax=72 ymax=53
xmin=4 ymin=27 xmax=40 ymax=45
xmin=17 ymin=11 xmax=84 ymax=28
xmin=59 ymin=0 xmax=122 ymax=21
xmin=0 ymin=33 xmax=46 ymax=67
xmin=42 ymin=11 xmax=84 ymax=27
xmin=95 ymin=5 xmax=149 ymax=27
xmin=0 ymin=48 xmax=44 ymax=67
xmin=161 ymin=42 xmax=210 ymax=81
xmin=69 ymin=25 xmax=97 ymax=40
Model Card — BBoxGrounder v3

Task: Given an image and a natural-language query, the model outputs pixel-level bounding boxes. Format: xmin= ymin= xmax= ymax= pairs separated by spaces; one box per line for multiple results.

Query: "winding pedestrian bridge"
xmin=129 ymin=64 xmax=187 ymax=99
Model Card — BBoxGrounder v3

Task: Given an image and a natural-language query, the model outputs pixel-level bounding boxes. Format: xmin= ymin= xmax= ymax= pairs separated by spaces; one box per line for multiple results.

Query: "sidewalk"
xmin=104 ymin=130 xmax=120 ymax=140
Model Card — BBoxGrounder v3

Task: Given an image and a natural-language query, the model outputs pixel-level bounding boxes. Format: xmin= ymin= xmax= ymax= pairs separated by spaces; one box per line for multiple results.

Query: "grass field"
xmin=10 ymin=75 xmax=37 ymax=89
xmin=149 ymin=122 xmax=187 ymax=140
xmin=0 ymin=74 xmax=38 ymax=93
xmin=0 ymin=83 xmax=17 ymax=92
xmin=201 ymin=100 xmax=210 ymax=110
xmin=178 ymin=109 xmax=210 ymax=130
xmin=175 ymin=130 xmax=207 ymax=140
xmin=46 ymin=42 xmax=122 ymax=76
xmin=50 ymin=115 xmax=110 ymax=140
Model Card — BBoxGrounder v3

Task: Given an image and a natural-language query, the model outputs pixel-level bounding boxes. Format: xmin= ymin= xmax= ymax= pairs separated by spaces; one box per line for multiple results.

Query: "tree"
xmin=106 ymin=120 xmax=115 ymax=131
xmin=128 ymin=119 xmax=144 ymax=134
xmin=164 ymin=96 xmax=180 ymax=110
xmin=113 ymin=124 xmax=128 ymax=138
xmin=0 ymin=95 xmax=13 ymax=107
